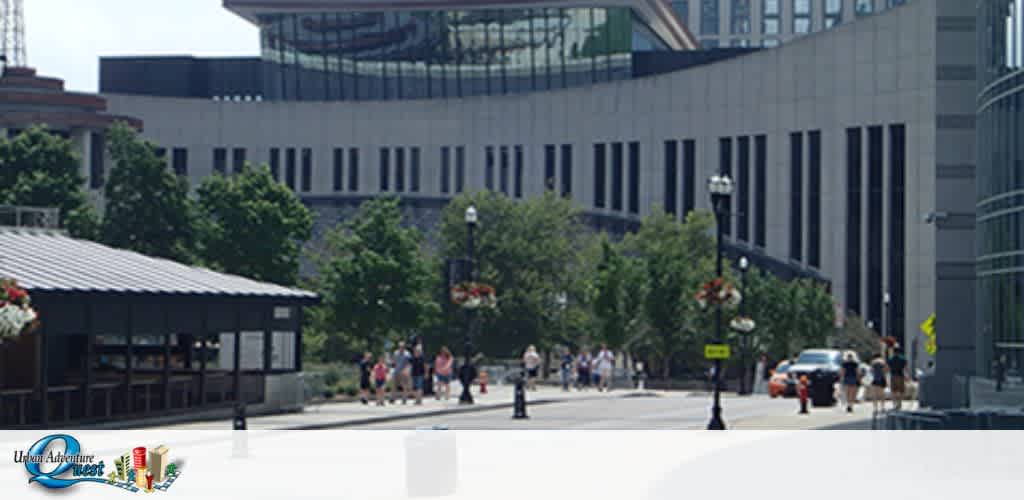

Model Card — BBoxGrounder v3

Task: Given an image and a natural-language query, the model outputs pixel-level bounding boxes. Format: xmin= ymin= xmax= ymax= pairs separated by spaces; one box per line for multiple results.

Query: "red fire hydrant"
xmin=479 ymin=371 xmax=489 ymax=394
xmin=798 ymin=375 xmax=809 ymax=414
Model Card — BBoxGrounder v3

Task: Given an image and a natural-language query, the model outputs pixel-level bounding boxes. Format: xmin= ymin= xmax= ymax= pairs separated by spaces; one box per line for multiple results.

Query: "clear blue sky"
xmin=24 ymin=0 xmax=259 ymax=92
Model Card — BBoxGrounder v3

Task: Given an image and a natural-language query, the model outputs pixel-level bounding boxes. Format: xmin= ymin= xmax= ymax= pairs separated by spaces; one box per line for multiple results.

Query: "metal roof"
xmin=0 ymin=228 xmax=318 ymax=301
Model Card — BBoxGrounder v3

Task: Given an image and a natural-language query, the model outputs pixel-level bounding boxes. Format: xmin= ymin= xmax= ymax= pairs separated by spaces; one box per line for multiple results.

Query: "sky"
xmin=22 ymin=0 xmax=259 ymax=92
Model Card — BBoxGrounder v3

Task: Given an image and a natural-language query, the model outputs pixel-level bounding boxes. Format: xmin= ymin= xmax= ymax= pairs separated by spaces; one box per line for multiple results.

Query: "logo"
xmin=15 ymin=434 xmax=182 ymax=493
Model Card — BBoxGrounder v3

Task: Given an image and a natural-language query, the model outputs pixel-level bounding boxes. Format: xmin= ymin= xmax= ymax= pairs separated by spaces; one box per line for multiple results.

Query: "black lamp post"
xmin=459 ymin=205 xmax=478 ymax=405
xmin=738 ymin=256 xmax=750 ymax=395
xmin=707 ymin=174 xmax=734 ymax=430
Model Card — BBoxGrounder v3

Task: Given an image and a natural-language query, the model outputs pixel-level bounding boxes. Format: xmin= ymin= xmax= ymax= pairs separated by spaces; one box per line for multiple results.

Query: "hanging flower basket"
xmin=694 ymin=278 xmax=742 ymax=310
xmin=729 ymin=316 xmax=756 ymax=333
xmin=450 ymin=282 xmax=497 ymax=310
xmin=0 ymin=279 xmax=38 ymax=341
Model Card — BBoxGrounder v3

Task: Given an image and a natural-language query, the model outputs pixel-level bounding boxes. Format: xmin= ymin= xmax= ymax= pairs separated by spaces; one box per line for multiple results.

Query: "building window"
xmin=719 ymin=137 xmax=733 ymax=236
xmin=889 ymin=124 xmax=907 ymax=343
xmin=410 ymin=147 xmax=421 ymax=193
xmin=455 ymin=146 xmax=465 ymax=193
xmin=395 ymin=148 xmax=406 ymax=192
xmin=855 ymin=0 xmax=873 ymax=16
xmin=232 ymin=148 xmax=246 ymax=173
xmin=486 ymin=146 xmax=496 ymax=191
xmin=500 ymin=146 xmax=510 ymax=195
xmin=544 ymin=145 xmax=557 ymax=191
xmin=808 ymin=131 xmax=821 ymax=268
xmin=333 ymin=148 xmax=344 ymax=192
xmin=594 ymin=143 xmax=607 ymax=208
xmin=285 ymin=148 xmax=296 ymax=190
xmin=793 ymin=0 xmax=812 ymax=34
xmin=172 ymin=148 xmax=188 ymax=177
xmin=754 ymin=135 xmax=767 ymax=248
xmin=89 ymin=133 xmax=105 ymax=189
xmin=514 ymin=146 xmax=524 ymax=198
xmin=301 ymin=148 xmax=312 ymax=192
xmin=731 ymin=0 xmax=751 ymax=34
xmin=561 ymin=144 xmax=573 ymax=198
xmin=213 ymin=147 xmax=227 ymax=175
xmin=270 ymin=147 xmax=280 ymax=181
xmin=348 ymin=148 xmax=359 ymax=192
xmin=671 ymin=1 xmax=689 ymax=25
xmin=701 ymin=0 xmax=720 ymax=35
xmin=731 ymin=38 xmax=751 ymax=47
xmin=611 ymin=142 xmax=624 ymax=211
xmin=701 ymin=39 xmax=720 ymax=49
xmin=824 ymin=0 xmax=842 ymax=28
xmin=763 ymin=0 xmax=780 ymax=34
xmin=846 ymin=127 xmax=862 ymax=314
xmin=867 ymin=125 xmax=884 ymax=329
xmin=763 ymin=38 xmax=780 ymax=47
xmin=789 ymin=132 xmax=803 ymax=261
xmin=628 ymin=142 xmax=640 ymax=214
xmin=683 ymin=139 xmax=696 ymax=216
xmin=737 ymin=136 xmax=750 ymax=242
xmin=664 ymin=140 xmax=678 ymax=216
xmin=379 ymin=148 xmax=390 ymax=191
xmin=441 ymin=146 xmax=451 ymax=194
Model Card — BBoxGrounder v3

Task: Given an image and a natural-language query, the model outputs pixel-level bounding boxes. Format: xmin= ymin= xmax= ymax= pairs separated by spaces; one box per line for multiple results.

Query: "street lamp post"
xmin=738 ymin=256 xmax=750 ymax=395
xmin=459 ymin=206 xmax=478 ymax=405
xmin=707 ymin=174 xmax=734 ymax=430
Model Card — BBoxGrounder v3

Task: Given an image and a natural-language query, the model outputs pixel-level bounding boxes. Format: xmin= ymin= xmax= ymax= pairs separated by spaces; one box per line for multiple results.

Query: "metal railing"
xmin=0 ymin=205 xmax=60 ymax=229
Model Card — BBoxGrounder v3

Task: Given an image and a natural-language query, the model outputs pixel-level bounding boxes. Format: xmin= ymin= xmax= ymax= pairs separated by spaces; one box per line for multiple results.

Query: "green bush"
xmin=322 ymin=389 xmax=335 ymax=399
xmin=334 ymin=381 xmax=359 ymax=397
xmin=323 ymin=365 xmax=343 ymax=387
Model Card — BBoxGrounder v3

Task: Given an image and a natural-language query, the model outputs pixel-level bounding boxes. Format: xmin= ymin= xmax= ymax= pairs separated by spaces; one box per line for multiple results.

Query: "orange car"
xmin=768 ymin=361 xmax=796 ymax=398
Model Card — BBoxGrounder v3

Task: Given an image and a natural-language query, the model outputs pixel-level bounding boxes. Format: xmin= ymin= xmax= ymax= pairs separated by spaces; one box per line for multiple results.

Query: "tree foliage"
xmin=0 ymin=125 xmax=99 ymax=238
xmin=101 ymin=122 xmax=195 ymax=262
xmin=195 ymin=164 xmax=312 ymax=285
xmin=590 ymin=234 xmax=646 ymax=354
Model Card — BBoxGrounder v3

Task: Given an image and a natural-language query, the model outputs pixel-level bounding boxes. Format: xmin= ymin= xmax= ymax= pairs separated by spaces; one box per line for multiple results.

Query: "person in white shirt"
xmin=596 ymin=344 xmax=615 ymax=392
xmin=523 ymin=345 xmax=542 ymax=391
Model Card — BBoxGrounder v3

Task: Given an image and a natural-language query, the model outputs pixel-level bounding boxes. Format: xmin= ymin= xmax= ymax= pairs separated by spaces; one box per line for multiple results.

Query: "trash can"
xmin=808 ymin=370 xmax=837 ymax=407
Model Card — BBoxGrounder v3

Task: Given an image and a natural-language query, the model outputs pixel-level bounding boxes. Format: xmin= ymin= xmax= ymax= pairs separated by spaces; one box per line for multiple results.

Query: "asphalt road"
xmin=350 ymin=392 xmax=804 ymax=429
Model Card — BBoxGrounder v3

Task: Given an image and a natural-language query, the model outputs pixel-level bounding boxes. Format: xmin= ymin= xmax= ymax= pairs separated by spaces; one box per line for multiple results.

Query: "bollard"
xmin=798 ymin=376 xmax=809 ymax=414
xmin=513 ymin=374 xmax=529 ymax=419
xmin=233 ymin=403 xmax=247 ymax=430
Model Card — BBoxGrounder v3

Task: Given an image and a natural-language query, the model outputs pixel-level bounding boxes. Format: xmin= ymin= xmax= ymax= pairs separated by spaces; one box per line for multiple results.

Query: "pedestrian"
xmin=523 ymin=345 xmax=541 ymax=391
xmin=839 ymin=352 xmax=861 ymax=413
xmin=576 ymin=350 xmax=591 ymax=390
xmin=411 ymin=344 xmax=426 ymax=405
xmin=887 ymin=346 xmax=908 ymax=409
xmin=391 ymin=341 xmax=413 ymax=404
xmin=358 ymin=351 xmax=373 ymax=405
xmin=596 ymin=344 xmax=615 ymax=392
xmin=434 ymin=346 xmax=453 ymax=401
xmin=560 ymin=348 xmax=574 ymax=391
xmin=868 ymin=355 xmax=888 ymax=413
xmin=373 ymin=355 xmax=389 ymax=406
xmin=752 ymin=354 xmax=768 ymax=394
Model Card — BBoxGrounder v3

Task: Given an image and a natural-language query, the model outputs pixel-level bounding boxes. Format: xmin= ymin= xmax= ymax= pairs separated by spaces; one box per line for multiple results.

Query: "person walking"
xmin=868 ymin=355 xmax=888 ymax=413
xmin=411 ymin=344 xmax=426 ymax=405
xmin=391 ymin=341 xmax=413 ymax=404
xmin=576 ymin=351 xmax=591 ymax=390
xmin=372 ymin=355 xmax=389 ymax=406
xmin=887 ymin=346 xmax=908 ymax=410
xmin=358 ymin=351 xmax=373 ymax=405
xmin=596 ymin=344 xmax=615 ymax=392
xmin=752 ymin=354 xmax=768 ymax=395
xmin=434 ymin=346 xmax=453 ymax=401
xmin=839 ymin=352 xmax=862 ymax=413
xmin=523 ymin=345 xmax=542 ymax=391
xmin=560 ymin=349 xmax=574 ymax=391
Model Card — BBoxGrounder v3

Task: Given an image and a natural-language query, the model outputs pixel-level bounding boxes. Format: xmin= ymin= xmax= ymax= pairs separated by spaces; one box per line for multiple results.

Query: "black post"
xmin=513 ymin=367 xmax=528 ymax=419
xmin=459 ymin=219 xmax=476 ymax=405
xmin=708 ymin=189 xmax=727 ymax=431
xmin=739 ymin=264 xmax=749 ymax=395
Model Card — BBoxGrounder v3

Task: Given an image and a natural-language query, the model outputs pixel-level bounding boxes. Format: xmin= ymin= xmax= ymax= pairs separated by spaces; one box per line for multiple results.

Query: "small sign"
xmin=704 ymin=344 xmax=731 ymax=360
xmin=920 ymin=313 xmax=935 ymax=338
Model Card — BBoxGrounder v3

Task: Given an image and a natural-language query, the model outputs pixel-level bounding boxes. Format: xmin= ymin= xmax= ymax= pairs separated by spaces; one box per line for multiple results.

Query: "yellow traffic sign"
xmin=920 ymin=314 xmax=935 ymax=338
xmin=704 ymin=344 xmax=731 ymax=360
xmin=925 ymin=337 xmax=936 ymax=355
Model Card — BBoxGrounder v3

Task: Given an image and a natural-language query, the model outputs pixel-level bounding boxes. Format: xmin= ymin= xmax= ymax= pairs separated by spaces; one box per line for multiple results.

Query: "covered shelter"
xmin=0 ymin=227 xmax=318 ymax=428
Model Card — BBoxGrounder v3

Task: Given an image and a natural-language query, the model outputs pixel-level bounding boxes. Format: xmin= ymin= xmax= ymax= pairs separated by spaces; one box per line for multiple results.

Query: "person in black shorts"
xmin=358 ymin=351 xmax=373 ymax=405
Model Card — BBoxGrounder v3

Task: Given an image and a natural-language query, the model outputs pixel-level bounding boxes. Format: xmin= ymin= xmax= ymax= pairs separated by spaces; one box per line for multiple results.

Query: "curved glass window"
xmin=258 ymin=8 xmax=659 ymax=101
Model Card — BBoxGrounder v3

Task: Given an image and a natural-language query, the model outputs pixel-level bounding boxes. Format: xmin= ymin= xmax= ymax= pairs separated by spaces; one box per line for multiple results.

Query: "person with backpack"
xmin=560 ymin=349 xmax=574 ymax=391
xmin=868 ymin=355 xmax=888 ymax=413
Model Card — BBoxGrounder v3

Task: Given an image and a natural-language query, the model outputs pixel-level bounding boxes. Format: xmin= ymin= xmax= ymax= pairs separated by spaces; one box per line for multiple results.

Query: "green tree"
xmin=195 ymin=164 xmax=312 ymax=285
xmin=100 ymin=122 xmax=195 ymax=262
xmin=834 ymin=313 xmax=880 ymax=361
xmin=312 ymin=197 xmax=439 ymax=360
xmin=591 ymin=235 xmax=646 ymax=358
xmin=0 ymin=125 xmax=99 ymax=238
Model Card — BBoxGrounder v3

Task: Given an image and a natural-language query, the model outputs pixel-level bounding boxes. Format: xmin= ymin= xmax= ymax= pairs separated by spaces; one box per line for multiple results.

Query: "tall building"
xmin=149 ymin=445 xmax=169 ymax=483
xmin=668 ymin=0 xmax=909 ymax=48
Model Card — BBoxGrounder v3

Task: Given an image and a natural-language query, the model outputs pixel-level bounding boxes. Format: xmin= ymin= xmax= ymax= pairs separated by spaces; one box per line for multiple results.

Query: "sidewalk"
xmin=730 ymin=401 xmax=919 ymax=430
xmin=153 ymin=382 xmax=654 ymax=430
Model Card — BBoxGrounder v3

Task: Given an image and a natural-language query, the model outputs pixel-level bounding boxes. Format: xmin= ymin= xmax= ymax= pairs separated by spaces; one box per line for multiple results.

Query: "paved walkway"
xmin=730 ymin=400 xmax=919 ymax=429
xmin=155 ymin=382 xmax=649 ymax=430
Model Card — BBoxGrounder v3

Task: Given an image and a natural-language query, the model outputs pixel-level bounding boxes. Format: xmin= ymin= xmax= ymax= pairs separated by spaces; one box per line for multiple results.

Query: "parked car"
xmin=788 ymin=349 xmax=843 ymax=381
xmin=768 ymin=361 xmax=796 ymax=398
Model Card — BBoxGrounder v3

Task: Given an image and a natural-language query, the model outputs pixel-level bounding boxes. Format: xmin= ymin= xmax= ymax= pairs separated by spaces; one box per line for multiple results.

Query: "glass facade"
xmin=978 ymin=0 xmax=1024 ymax=376
xmin=258 ymin=8 xmax=666 ymax=101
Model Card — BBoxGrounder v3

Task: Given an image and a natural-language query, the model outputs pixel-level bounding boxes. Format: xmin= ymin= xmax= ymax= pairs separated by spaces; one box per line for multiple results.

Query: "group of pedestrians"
xmin=838 ymin=345 xmax=909 ymax=413
xmin=357 ymin=341 xmax=457 ymax=407
xmin=543 ymin=344 xmax=616 ymax=392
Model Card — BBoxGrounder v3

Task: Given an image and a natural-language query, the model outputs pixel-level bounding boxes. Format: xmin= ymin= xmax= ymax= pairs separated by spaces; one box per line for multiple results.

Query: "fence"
xmin=0 ymin=206 xmax=60 ymax=229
